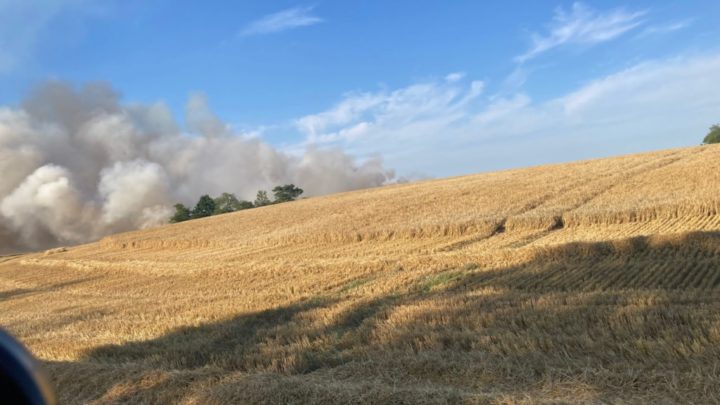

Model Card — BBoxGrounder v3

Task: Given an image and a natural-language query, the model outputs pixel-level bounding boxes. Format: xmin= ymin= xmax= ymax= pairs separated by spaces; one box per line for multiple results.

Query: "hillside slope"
xmin=3 ymin=145 xmax=720 ymax=403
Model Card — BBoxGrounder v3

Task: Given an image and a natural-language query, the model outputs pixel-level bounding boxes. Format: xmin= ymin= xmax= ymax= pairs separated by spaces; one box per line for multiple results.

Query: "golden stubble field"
xmin=3 ymin=145 xmax=720 ymax=404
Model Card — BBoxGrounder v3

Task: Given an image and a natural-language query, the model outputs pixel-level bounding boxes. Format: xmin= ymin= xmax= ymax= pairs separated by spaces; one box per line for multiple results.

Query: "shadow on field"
xmin=0 ymin=276 xmax=102 ymax=302
xmin=75 ymin=231 xmax=720 ymax=403
xmin=446 ymin=230 xmax=720 ymax=292
xmin=87 ymin=297 xmax=341 ymax=371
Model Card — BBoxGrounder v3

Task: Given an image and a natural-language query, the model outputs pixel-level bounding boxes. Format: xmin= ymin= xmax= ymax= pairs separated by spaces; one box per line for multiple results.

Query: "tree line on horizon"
xmin=169 ymin=123 xmax=720 ymax=224
xmin=170 ymin=184 xmax=304 ymax=223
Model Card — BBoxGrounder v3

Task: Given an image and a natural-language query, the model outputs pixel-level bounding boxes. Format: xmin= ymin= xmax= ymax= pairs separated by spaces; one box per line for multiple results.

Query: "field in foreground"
xmin=3 ymin=145 xmax=720 ymax=404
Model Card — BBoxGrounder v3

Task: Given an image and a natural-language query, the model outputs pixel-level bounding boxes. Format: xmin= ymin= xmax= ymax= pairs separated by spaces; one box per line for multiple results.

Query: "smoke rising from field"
xmin=0 ymin=81 xmax=394 ymax=252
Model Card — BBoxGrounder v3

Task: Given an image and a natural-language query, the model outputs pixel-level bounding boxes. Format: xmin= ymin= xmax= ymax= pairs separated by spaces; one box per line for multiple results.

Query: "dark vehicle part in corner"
xmin=0 ymin=328 xmax=56 ymax=405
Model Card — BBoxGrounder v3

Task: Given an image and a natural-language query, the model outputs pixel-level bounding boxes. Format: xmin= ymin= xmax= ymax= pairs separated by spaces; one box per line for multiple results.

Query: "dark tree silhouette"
xmin=214 ymin=192 xmax=253 ymax=214
xmin=170 ymin=185 xmax=304 ymax=223
xmin=192 ymin=195 xmax=216 ymax=218
xmin=272 ymin=184 xmax=304 ymax=203
xmin=703 ymin=124 xmax=720 ymax=144
xmin=254 ymin=190 xmax=271 ymax=207
xmin=169 ymin=203 xmax=191 ymax=223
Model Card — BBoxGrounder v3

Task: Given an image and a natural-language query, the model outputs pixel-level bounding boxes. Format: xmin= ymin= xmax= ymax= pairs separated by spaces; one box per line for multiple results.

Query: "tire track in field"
xmin=0 ymin=254 xmax=23 ymax=264
xmin=562 ymin=147 xmax=711 ymax=227
xmin=434 ymin=152 xmax=673 ymax=253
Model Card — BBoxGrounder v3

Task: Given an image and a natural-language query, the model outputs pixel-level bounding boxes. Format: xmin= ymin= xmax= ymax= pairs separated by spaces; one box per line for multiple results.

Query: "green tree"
xmin=272 ymin=184 xmax=304 ymax=203
xmin=237 ymin=200 xmax=255 ymax=210
xmin=703 ymin=124 xmax=720 ymax=144
xmin=254 ymin=190 xmax=271 ymax=207
xmin=169 ymin=203 xmax=191 ymax=223
xmin=213 ymin=192 xmax=242 ymax=214
xmin=192 ymin=195 xmax=216 ymax=218
xmin=214 ymin=192 xmax=256 ymax=214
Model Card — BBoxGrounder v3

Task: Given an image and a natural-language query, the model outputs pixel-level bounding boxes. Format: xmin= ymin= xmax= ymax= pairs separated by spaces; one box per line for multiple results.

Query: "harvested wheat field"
xmin=4 ymin=145 xmax=720 ymax=404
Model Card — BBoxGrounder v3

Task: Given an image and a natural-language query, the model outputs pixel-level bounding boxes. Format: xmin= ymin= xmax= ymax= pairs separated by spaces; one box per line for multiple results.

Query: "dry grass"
xmin=3 ymin=145 xmax=720 ymax=404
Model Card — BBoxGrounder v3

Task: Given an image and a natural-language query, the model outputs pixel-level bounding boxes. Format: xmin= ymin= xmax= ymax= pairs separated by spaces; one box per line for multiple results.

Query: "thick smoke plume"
xmin=0 ymin=81 xmax=394 ymax=253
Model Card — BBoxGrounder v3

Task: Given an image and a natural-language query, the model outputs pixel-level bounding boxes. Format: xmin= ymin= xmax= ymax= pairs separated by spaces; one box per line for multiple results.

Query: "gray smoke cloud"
xmin=0 ymin=81 xmax=394 ymax=253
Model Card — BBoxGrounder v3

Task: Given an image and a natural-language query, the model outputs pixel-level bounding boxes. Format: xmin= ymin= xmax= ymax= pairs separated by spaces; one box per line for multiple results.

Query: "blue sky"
xmin=1 ymin=0 xmax=719 ymax=177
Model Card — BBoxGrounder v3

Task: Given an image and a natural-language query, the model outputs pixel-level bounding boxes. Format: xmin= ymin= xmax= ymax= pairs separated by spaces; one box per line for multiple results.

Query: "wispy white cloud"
xmin=296 ymin=76 xmax=485 ymax=145
xmin=515 ymin=2 xmax=646 ymax=63
xmin=294 ymin=53 xmax=720 ymax=176
xmin=473 ymin=94 xmax=531 ymax=125
xmin=445 ymin=72 xmax=466 ymax=82
xmin=636 ymin=19 xmax=693 ymax=38
xmin=239 ymin=5 xmax=323 ymax=37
